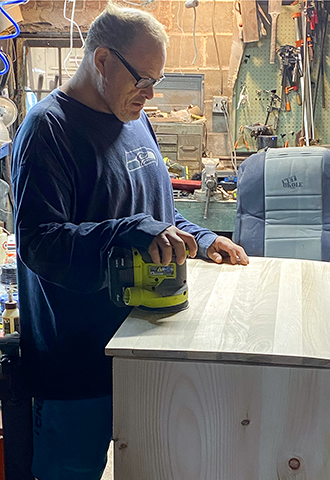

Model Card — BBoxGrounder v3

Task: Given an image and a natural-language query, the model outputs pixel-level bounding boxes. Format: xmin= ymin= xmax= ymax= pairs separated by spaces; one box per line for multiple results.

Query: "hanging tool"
xmin=237 ymin=84 xmax=250 ymax=109
xmin=234 ymin=125 xmax=250 ymax=150
xmin=268 ymin=0 xmax=282 ymax=64
xmin=292 ymin=9 xmax=312 ymax=146
xmin=257 ymin=2 xmax=270 ymax=36
xmin=285 ymin=85 xmax=302 ymax=105
xmin=313 ymin=4 xmax=328 ymax=115
xmin=278 ymin=45 xmax=302 ymax=111
xmin=108 ymin=247 xmax=189 ymax=312
xmin=264 ymin=89 xmax=281 ymax=130
xmin=245 ymin=123 xmax=273 ymax=139
xmin=301 ymin=3 xmax=315 ymax=143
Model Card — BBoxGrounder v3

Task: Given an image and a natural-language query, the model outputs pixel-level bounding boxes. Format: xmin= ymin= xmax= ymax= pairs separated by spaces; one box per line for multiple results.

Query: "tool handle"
xmin=270 ymin=13 xmax=279 ymax=64
xmin=203 ymin=188 xmax=211 ymax=219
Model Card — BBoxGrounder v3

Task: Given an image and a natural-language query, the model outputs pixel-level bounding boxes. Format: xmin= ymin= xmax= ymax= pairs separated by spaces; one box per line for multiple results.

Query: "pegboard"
xmin=232 ymin=3 xmax=330 ymax=151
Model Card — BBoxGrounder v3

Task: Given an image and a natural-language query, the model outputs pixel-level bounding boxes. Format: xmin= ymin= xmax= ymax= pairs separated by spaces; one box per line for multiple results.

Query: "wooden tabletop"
xmin=105 ymin=257 xmax=330 ymax=368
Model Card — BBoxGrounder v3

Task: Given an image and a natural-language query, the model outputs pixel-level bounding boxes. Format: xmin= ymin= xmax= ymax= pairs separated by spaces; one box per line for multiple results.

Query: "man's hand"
xmin=207 ymin=236 xmax=249 ymax=265
xmin=148 ymin=226 xmax=197 ymax=266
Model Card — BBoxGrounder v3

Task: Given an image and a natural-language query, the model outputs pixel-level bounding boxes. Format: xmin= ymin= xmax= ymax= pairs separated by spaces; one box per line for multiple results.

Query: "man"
xmin=11 ymin=2 xmax=248 ymax=479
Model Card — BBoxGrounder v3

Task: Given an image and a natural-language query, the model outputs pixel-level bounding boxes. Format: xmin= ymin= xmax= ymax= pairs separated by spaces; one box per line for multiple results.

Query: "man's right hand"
xmin=148 ymin=225 xmax=197 ymax=266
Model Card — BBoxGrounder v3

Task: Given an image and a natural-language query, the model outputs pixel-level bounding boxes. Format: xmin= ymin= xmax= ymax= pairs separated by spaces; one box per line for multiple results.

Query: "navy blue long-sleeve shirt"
xmin=11 ymin=90 xmax=217 ymax=399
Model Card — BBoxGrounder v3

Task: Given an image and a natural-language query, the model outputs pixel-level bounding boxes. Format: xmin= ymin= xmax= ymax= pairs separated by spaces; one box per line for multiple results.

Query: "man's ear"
xmin=94 ymin=47 xmax=111 ymax=77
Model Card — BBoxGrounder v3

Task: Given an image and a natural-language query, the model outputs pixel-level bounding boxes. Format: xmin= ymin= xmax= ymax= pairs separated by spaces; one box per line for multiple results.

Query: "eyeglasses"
xmin=109 ymin=48 xmax=165 ymax=89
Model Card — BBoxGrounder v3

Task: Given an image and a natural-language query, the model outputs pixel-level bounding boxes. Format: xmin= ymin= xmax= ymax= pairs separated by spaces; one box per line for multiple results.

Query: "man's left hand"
xmin=207 ymin=236 xmax=249 ymax=265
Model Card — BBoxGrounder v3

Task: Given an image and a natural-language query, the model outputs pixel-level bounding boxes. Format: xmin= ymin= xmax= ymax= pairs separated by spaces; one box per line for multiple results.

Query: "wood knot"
xmin=288 ymin=458 xmax=300 ymax=470
xmin=241 ymin=419 xmax=250 ymax=426
xmin=119 ymin=443 xmax=128 ymax=450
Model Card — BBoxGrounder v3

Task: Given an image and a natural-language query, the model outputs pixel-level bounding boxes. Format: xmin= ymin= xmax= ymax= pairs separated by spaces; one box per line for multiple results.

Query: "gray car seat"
xmin=235 ymin=147 xmax=330 ymax=261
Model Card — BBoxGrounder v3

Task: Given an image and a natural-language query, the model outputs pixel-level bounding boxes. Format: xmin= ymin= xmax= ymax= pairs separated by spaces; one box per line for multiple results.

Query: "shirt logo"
xmin=282 ymin=175 xmax=303 ymax=189
xmin=126 ymin=147 xmax=158 ymax=172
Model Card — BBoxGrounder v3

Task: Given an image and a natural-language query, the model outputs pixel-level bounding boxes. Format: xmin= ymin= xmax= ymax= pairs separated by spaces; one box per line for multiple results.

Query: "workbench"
xmin=174 ymin=199 xmax=236 ymax=234
xmin=106 ymin=256 xmax=330 ymax=480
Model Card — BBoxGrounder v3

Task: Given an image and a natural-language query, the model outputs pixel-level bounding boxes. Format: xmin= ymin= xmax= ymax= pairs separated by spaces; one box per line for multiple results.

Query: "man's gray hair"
xmin=85 ymin=1 xmax=168 ymax=54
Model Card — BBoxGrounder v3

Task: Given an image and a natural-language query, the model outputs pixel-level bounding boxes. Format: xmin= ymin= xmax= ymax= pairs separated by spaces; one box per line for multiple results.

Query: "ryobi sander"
xmin=108 ymin=247 xmax=188 ymax=312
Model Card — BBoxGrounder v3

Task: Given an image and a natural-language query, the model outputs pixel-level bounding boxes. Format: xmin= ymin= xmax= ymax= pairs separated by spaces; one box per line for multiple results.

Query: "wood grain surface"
xmin=113 ymin=358 xmax=330 ymax=480
xmin=106 ymin=257 xmax=330 ymax=368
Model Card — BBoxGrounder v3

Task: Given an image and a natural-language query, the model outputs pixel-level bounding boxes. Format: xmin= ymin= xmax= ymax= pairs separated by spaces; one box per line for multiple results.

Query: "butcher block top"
xmin=105 ymin=257 xmax=330 ymax=368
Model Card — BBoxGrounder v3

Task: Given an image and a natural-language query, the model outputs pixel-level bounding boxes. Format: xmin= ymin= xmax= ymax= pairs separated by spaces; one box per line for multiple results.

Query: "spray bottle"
xmin=2 ymin=287 xmax=20 ymax=335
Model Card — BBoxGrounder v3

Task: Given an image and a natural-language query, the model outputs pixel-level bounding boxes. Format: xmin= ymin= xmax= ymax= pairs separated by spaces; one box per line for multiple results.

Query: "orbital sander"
xmin=108 ymin=247 xmax=188 ymax=312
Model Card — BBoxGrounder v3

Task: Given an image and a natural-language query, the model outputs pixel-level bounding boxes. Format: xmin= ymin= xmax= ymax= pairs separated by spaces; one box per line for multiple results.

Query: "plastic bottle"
xmin=2 ymin=288 xmax=20 ymax=335
xmin=0 ymin=227 xmax=7 ymax=264
xmin=6 ymin=234 xmax=16 ymax=263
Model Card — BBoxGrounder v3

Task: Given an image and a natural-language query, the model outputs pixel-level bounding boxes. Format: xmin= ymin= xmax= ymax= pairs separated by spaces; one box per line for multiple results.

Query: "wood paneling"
xmin=113 ymin=358 xmax=330 ymax=480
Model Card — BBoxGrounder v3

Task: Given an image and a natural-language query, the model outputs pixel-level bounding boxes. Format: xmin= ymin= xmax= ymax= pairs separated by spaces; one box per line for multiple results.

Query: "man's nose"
xmin=140 ymin=84 xmax=154 ymax=100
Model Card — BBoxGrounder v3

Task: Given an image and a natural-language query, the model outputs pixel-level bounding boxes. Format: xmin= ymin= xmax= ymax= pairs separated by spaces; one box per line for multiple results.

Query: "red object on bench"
xmin=171 ymin=179 xmax=201 ymax=192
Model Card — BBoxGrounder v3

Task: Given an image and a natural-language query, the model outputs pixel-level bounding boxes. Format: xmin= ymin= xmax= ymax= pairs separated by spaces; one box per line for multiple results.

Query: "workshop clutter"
xmin=234 ymin=1 xmax=329 ymax=152
xmin=144 ymin=104 xmax=205 ymax=123
xmin=171 ymin=154 xmax=237 ymax=224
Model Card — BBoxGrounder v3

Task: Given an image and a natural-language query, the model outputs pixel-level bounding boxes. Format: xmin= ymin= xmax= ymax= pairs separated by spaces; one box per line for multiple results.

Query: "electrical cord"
xmin=177 ymin=0 xmax=185 ymax=74
xmin=0 ymin=0 xmax=29 ymax=75
xmin=63 ymin=0 xmax=85 ymax=78
xmin=222 ymin=99 xmax=238 ymax=175
xmin=212 ymin=0 xmax=223 ymax=94
xmin=185 ymin=0 xmax=199 ymax=64
xmin=192 ymin=6 xmax=198 ymax=64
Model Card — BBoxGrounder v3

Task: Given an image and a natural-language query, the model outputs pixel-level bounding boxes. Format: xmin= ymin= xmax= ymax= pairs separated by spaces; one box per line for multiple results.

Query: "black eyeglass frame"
xmin=108 ymin=48 xmax=165 ymax=89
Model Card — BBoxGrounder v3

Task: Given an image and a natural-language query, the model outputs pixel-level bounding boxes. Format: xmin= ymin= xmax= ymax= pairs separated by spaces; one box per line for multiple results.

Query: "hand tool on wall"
xmin=264 ymin=90 xmax=281 ymax=130
xmin=292 ymin=8 xmax=312 ymax=146
xmin=301 ymin=3 xmax=315 ymax=143
xmin=244 ymin=123 xmax=275 ymax=150
xmin=313 ymin=4 xmax=328 ymax=116
xmin=234 ymin=125 xmax=250 ymax=150
xmin=278 ymin=45 xmax=302 ymax=111
xmin=237 ymin=84 xmax=250 ymax=109
xmin=257 ymin=2 xmax=270 ymax=24
xmin=268 ymin=0 xmax=282 ymax=63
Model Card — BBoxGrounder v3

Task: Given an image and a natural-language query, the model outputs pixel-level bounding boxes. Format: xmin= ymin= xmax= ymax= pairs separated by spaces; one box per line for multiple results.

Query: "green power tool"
xmin=108 ymin=247 xmax=188 ymax=312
